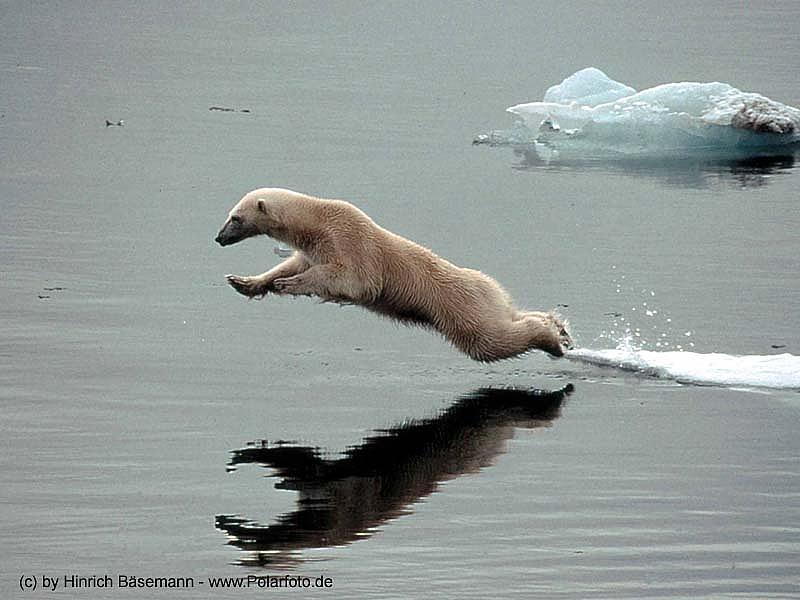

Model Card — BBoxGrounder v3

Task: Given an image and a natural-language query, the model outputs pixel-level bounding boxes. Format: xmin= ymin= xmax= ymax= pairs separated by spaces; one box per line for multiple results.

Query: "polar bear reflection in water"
xmin=216 ymin=384 xmax=572 ymax=566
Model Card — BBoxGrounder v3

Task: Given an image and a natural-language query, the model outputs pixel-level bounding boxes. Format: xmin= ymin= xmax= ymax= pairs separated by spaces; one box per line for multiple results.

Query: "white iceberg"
xmin=498 ymin=68 xmax=800 ymax=156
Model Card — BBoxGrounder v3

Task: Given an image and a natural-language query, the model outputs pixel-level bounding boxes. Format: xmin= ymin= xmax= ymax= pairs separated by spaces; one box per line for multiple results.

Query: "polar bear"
xmin=215 ymin=188 xmax=571 ymax=360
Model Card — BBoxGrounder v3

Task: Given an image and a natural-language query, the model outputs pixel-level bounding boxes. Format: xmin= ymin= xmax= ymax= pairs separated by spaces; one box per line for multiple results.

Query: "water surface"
xmin=2 ymin=2 xmax=799 ymax=598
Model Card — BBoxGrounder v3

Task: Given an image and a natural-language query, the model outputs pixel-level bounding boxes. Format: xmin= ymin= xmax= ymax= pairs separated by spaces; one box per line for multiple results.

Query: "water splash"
xmin=567 ymin=270 xmax=799 ymax=390
xmin=566 ymin=346 xmax=800 ymax=390
xmin=594 ymin=270 xmax=694 ymax=352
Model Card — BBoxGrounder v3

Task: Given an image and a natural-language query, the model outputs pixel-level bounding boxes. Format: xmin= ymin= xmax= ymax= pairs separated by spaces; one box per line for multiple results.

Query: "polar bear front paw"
xmin=226 ymin=274 xmax=268 ymax=298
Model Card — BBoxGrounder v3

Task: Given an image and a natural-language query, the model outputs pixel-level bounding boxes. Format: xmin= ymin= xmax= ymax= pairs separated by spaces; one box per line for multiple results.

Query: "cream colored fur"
xmin=215 ymin=188 xmax=571 ymax=361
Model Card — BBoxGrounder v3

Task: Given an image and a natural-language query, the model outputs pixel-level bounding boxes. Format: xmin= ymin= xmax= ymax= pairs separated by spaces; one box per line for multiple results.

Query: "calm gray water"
xmin=2 ymin=2 xmax=799 ymax=598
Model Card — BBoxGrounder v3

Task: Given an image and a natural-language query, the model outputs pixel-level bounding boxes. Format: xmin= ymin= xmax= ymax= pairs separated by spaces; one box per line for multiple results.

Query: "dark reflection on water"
xmin=216 ymin=384 xmax=573 ymax=567
xmin=513 ymin=147 xmax=797 ymax=189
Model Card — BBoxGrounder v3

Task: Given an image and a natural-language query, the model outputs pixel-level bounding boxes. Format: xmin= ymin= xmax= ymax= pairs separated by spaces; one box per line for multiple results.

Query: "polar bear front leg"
xmin=273 ymin=264 xmax=359 ymax=302
xmin=226 ymin=253 xmax=310 ymax=298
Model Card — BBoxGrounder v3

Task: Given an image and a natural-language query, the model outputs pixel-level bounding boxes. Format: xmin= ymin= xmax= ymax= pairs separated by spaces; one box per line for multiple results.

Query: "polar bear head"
xmin=215 ymin=188 xmax=302 ymax=246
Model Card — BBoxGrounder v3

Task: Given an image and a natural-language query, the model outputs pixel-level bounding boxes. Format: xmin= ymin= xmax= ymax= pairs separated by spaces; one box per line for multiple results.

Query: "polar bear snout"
xmin=215 ymin=216 xmax=253 ymax=246
xmin=215 ymin=220 xmax=236 ymax=246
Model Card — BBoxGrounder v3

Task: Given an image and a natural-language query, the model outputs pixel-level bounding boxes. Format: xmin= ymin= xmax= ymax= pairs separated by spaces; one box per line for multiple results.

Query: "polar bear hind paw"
xmin=552 ymin=313 xmax=573 ymax=352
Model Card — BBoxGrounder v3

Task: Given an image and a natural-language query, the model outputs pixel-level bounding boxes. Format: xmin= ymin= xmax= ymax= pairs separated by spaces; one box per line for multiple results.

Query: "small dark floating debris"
xmin=209 ymin=106 xmax=252 ymax=113
xmin=105 ymin=119 xmax=124 ymax=127
xmin=771 ymin=344 xmax=787 ymax=349
xmin=39 ymin=286 xmax=66 ymax=299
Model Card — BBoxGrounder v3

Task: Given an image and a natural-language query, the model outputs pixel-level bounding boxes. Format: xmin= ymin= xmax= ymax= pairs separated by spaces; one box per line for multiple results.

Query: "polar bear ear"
xmin=257 ymin=199 xmax=267 ymax=214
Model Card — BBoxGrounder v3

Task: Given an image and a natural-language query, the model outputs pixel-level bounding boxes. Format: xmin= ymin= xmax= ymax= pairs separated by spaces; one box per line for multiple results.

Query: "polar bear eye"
xmin=230 ymin=215 xmax=242 ymax=224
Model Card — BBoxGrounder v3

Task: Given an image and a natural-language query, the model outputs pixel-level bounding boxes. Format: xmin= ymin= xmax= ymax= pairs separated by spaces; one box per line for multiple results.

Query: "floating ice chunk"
xmin=542 ymin=67 xmax=637 ymax=107
xmin=503 ymin=68 xmax=800 ymax=156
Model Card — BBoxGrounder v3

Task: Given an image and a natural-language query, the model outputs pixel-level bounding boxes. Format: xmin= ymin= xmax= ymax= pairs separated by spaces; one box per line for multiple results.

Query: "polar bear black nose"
xmin=215 ymin=222 xmax=232 ymax=246
xmin=215 ymin=228 xmax=231 ymax=245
